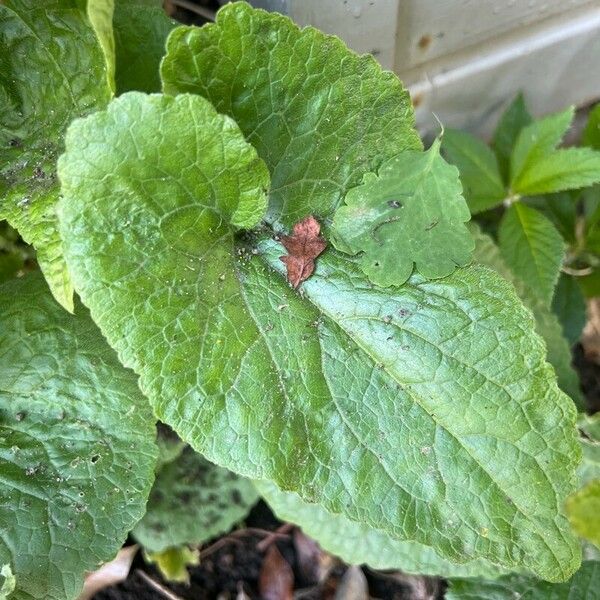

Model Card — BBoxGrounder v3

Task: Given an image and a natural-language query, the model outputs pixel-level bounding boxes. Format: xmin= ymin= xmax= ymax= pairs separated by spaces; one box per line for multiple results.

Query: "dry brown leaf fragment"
xmin=259 ymin=544 xmax=294 ymax=600
xmin=78 ymin=545 xmax=138 ymax=600
xmin=333 ymin=565 xmax=369 ymax=600
xmin=293 ymin=528 xmax=330 ymax=585
xmin=279 ymin=216 xmax=327 ymax=288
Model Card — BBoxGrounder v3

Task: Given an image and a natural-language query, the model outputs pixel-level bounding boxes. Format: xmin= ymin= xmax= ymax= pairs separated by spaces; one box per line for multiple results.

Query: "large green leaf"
xmin=447 ymin=561 xmax=600 ymax=600
xmin=0 ymin=273 xmax=158 ymax=600
xmin=160 ymin=2 xmax=421 ymax=228
xmin=471 ymin=225 xmax=583 ymax=407
xmin=442 ymin=128 xmax=506 ymax=213
xmin=492 ymin=93 xmax=532 ymax=184
xmin=58 ymin=93 xmax=581 ymax=581
xmin=256 ymin=480 xmax=506 ymax=578
xmin=134 ymin=447 xmax=258 ymax=553
xmin=498 ymin=203 xmax=565 ymax=308
xmin=0 ymin=0 xmax=114 ymax=311
xmin=113 ymin=0 xmax=176 ymax=94
xmin=510 ymin=107 xmax=573 ymax=190
xmin=331 ymin=140 xmax=474 ymax=286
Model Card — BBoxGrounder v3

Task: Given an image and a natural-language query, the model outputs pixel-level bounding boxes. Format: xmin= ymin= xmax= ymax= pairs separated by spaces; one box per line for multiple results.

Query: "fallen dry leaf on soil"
xmin=293 ymin=528 xmax=332 ymax=585
xmin=259 ymin=544 xmax=294 ymax=600
xmin=334 ymin=565 xmax=369 ymax=600
xmin=279 ymin=216 xmax=327 ymax=288
xmin=78 ymin=545 xmax=138 ymax=600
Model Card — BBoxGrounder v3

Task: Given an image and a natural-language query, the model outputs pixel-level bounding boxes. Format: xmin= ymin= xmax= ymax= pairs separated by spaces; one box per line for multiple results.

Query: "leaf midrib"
xmin=239 ymin=244 xmax=569 ymax=575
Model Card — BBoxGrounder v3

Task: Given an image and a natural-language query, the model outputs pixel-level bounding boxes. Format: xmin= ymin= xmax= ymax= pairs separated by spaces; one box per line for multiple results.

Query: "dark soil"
xmin=574 ymin=343 xmax=600 ymax=414
xmin=94 ymin=500 xmax=443 ymax=600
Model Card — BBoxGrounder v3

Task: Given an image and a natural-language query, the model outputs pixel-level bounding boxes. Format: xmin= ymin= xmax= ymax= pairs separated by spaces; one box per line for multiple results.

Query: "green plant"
xmin=0 ymin=1 xmax=599 ymax=597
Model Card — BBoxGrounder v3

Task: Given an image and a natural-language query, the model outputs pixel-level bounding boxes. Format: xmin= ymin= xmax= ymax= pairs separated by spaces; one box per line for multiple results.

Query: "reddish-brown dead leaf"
xmin=259 ymin=544 xmax=294 ymax=600
xmin=280 ymin=215 xmax=327 ymax=288
xmin=293 ymin=528 xmax=331 ymax=585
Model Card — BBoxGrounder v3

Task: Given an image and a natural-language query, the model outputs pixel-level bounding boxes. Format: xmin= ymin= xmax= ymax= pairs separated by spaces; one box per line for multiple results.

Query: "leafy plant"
xmin=0 ymin=1 xmax=598 ymax=597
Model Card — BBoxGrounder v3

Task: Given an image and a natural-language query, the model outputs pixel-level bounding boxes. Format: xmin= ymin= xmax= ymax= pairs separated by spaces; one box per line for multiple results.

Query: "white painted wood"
xmin=248 ymin=0 xmax=600 ymax=135
xmin=393 ymin=0 xmax=596 ymax=70
xmin=405 ymin=4 xmax=600 ymax=137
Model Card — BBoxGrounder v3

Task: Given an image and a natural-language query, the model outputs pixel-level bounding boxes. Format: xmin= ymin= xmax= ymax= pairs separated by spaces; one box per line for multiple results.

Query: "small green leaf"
xmin=0 ymin=0 xmax=113 ymax=310
xmin=526 ymin=192 xmax=578 ymax=245
xmin=566 ymin=481 xmax=600 ymax=548
xmin=331 ymin=140 xmax=474 ymax=286
xmin=498 ymin=203 xmax=565 ymax=308
xmin=0 ymin=273 xmax=158 ymax=600
xmin=59 ymin=89 xmax=582 ymax=584
xmin=113 ymin=0 xmax=176 ymax=93
xmin=552 ymin=274 xmax=586 ymax=346
xmin=583 ymin=103 xmax=600 ymax=150
xmin=510 ymin=107 xmax=574 ymax=189
xmin=144 ymin=547 xmax=199 ymax=584
xmin=161 ymin=2 xmax=421 ymax=227
xmin=256 ymin=480 xmax=507 ymax=578
xmin=492 ymin=93 xmax=533 ymax=183
xmin=471 ymin=225 xmax=583 ymax=407
xmin=133 ymin=447 xmax=259 ymax=553
xmin=442 ymin=128 xmax=506 ymax=213
xmin=447 ymin=561 xmax=600 ymax=600
xmin=512 ymin=147 xmax=600 ymax=196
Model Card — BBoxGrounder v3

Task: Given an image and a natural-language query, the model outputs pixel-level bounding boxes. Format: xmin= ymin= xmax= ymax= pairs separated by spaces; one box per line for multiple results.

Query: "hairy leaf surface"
xmin=59 ymin=93 xmax=580 ymax=581
xmin=134 ymin=447 xmax=258 ymax=553
xmin=442 ymin=129 xmax=506 ymax=213
xmin=498 ymin=203 xmax=565 ymax=308
xmin=0 ymin=0 xmax=113 ymax=310
xmin=161 ymin=2 xmax=421 ymax=227
xmin=256 ymin=480 xmax=506 ymax=578
xmin=332 ymin=141 xmax=474 ymax=286
xmin=447 ymin=561 xmax=600 ymax=600
xmin=0 ymin=273 xmax=157 ymax=600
